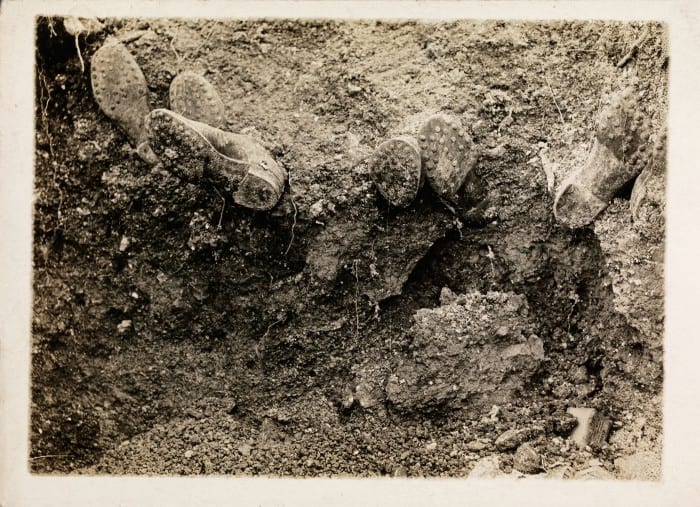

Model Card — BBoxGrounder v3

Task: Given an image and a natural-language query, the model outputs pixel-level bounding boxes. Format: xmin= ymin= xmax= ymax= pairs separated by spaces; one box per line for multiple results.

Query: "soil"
xmin=31 ymin=17 xmax=666 ymax=478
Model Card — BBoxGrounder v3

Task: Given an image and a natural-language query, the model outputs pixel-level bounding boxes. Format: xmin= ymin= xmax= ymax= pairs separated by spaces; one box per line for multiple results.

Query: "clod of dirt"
xmin=91 ymin=40 xmax=157 ymax=163
xmin=305 ymin=201 xmax=452 ymax=303
xmin=63 ymin=17 xmax=104 ymax=37
xmin=169 ymin=70 xmax=226 ymax=128
xmin=368 ymin=135 xmax=423 ymax=208
xmin=418 ymin=114 xmax=478 ymax=198
xmin=385 ymin=289 xmax=544 ymax=412
xmin=495 ymin=428 xmax=538 ymax=451
xmin=146 ymin=109 xmax=286 ymax=210
xmin=554 ymin=85 xmax=653 ymax=228
xmin=513 ymin=442 xmax=542 ymax=474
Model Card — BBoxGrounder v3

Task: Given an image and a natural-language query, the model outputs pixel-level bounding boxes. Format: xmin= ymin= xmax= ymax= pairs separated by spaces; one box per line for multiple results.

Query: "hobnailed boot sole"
xmin=90 ymin=40 xmax=158 ymax=164
xmin=418 ymin=114 xmax=477 ymax=198
xmin=146 ymin=109 xmax=287 ymax=210
xmin=554 ymin=86 xmax=654 ymax=228
xmin=169 ymin=71 xmax=226 ymax=128
xmin=368 ymin=136 xmax=423 ymax=208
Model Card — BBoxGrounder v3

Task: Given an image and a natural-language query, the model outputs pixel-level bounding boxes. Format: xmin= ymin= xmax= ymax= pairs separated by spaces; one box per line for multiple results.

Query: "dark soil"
xmin=31 ymin=17 xmax=666 ymax=477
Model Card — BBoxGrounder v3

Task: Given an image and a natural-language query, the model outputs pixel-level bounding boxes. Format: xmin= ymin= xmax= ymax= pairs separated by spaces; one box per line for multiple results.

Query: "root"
xmin=284 ymin=172 xmax=298 ymax=256
xmin=617 ymin=26 xmax=650 ymax=68
xmin=541 ymin=64 xmax=566 ymax=127
xmin=74 ymin=34 xmax=85 ymax=73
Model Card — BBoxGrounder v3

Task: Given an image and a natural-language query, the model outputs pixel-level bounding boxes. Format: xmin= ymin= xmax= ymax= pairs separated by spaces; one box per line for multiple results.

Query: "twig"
xmin=541 ymin=65 xmax=566 ymax=127
xmin=118 ymin=30 xmax=149 ymax=44
xmin=284 ymin=173 xmax=298 ymax=256
xmin=617 ymin=26 xmax=650 ymax=68
xmin=38 ymin=71 xmax=54 ymax=157
xmin=213 ymin=187 xmax=226 ymax=229
xmin=255 ymin=316 xmax=285 ymax=362
xmin=191 ymin=21 xmax=220 ymax=59
xmin=30 ymin=454 xmax=69 ymax=461
xmin=170 ymin=33 xmax=184 ymax=71
xmin=74 ymin=34 xmax=85 ymax=73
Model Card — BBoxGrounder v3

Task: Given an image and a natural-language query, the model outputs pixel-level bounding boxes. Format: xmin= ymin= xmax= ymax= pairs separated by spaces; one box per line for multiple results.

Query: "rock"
xmin=355 ymin=382 xmax=380 ymax=409
xmin=385 ymin=291 xmax=544 ymax=412
xmin=63 ymin=17 xmax=104 ymax=37
xmin=466 ymin=439 xmax=490 ymax=452
xmin=116 ymin=319 xmax=132 ymax=334
xmin=183 ymin=449 xmax=194 ymax=459
xmin=513 ymin=443 xmax=542 ymax=474
xmin=495 ymin=428 xmax=531 ymax=451
xmin=238 ymin=443 xmax=252 ymax=456
xmin=118 ymin=236 xmax=131 ymax=252
xmin=614 ymin=450 xmax=661 ymax=481
xmin=468 ymin=455 xmax=506 ymax=478
xmin=554 ymin=412 xmax=578 ymax=436
xmin=567 ymin=407 xmax=611 ymax=448
xmin=425 ymin=441 xmax=437 ymax=452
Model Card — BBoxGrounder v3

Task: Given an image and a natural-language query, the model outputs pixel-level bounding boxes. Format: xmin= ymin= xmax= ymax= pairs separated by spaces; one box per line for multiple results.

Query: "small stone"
xmin=554 ymin=412 xmax=579 ymax=436
xmin=425 ymin=441 xmax=437 ymax=452
xmin=184 ymin=449 xmax=194 ymax=459
xmin=513 ymin=443 xmax=541 ymax=474
xmin=466 ymin=439 xmax=489 ymax=451
xmin=118 ymin=236 xmax=131 ymax=252
xmin=116 ymin=320 xmax=132 ymax=334
xmin=238 ymin=443 xmax=252 ymax=456
xmin=495 ymin=428 xmax=530 ymax=451
xmin=468 ymin=455 xmax=506 ymax=478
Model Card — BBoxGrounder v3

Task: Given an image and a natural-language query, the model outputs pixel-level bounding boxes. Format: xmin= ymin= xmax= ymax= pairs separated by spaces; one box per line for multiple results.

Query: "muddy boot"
xmin=554 ymin=86 xmax=653 ymax=228
xmin=368 ymin=135 xmax=423 ymax=207
xmin=418 ymin=114 xmax=478 ymax=198
xmin=90 ymin=40 xmax=158 ymax=164
xmin=169 ymin=70 xmax=226 ymax=129
xmin=146 ymin=109 xmax=287 ymax=210
xmin=630 ymin=128 xmax=666 ymax=231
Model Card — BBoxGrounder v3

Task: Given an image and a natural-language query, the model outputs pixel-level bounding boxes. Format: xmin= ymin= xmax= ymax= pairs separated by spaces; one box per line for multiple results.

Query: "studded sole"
xmin=91 ymin=41 xmax=155 ymax=163
xmin=418 ymin=115 xmax=476 ymax=197
xmin=554 ymin=86 xmax=653 ymax=227
xmin=146 ymin=109 xmax=287 ymax=210
xmin=368 ymin=136 xmax=423 ymax=208
xmin=169 ymin=71 xmax=226 ymax=128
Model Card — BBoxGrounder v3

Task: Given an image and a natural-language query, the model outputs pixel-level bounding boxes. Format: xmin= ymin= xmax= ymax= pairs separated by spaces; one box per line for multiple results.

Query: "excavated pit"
xmin=31 ymin=17 xmax=665 ymax=478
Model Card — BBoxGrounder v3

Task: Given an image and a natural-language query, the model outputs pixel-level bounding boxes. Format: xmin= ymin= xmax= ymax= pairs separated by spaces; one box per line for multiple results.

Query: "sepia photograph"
xmin=2 ymin=1 xmax=699 ymax=506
